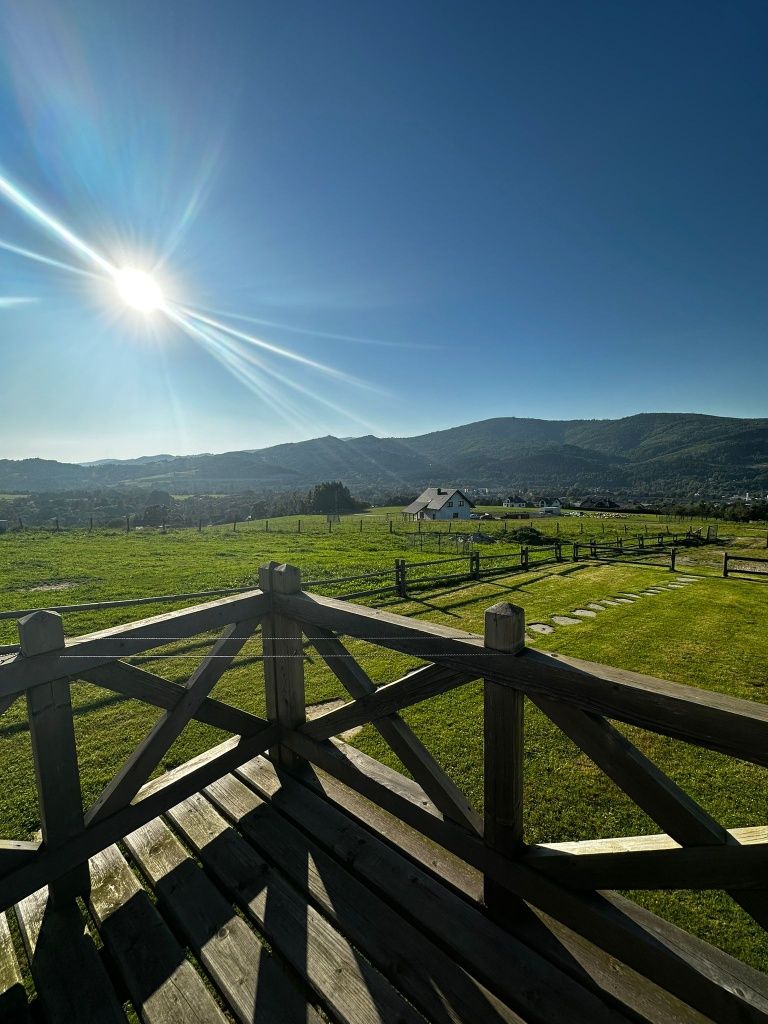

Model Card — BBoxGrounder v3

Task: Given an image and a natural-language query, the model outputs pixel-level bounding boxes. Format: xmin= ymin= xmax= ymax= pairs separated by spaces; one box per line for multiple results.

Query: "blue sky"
xmin=1 ymin=0 xmax=766 ymax=462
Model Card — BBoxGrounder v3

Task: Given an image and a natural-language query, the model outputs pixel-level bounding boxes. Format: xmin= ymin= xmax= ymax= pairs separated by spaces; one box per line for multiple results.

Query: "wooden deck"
xmin=1 ymin=561 xmax=767 ymax=1022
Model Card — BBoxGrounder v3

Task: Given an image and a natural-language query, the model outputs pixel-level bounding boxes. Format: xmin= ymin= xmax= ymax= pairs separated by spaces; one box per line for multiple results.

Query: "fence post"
xmin=521 ymin=547 xmax=529 ymax=570
xmin=472 ymin=551 xmax=480 ymax=579
xmin=125 ymin=515 xmax=130 ymax=532
xmin=483 ymin=602 xmax=525 ymax=919
xmin=259 ymin=562 xmax=305 ymax=769
xmin=723 ymin=552 xmax=729 ymax=578
xmin=389 ymin=520 xmax=393 ymax=533
xmin=590 ymin=539 xmax=596 ymax=557
xmin=394 ymin=558 xmax=407 ymax=598
xmin=198 ymin=518 xmax=203 ymax=532
xmin=573 ymin=542 xmax=579 ymax=561
xmin=670 ymin=547 xmax=677 ymax=572
xmin=17 ymin=610 xmax=90 ymax=904
xmin=555 ymin=539 xmax=562 ymax=561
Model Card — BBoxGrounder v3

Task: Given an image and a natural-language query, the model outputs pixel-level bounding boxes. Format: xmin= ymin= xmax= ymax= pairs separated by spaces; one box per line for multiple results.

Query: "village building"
xmin=537 ymin=497 xmax=562 ymax=516
xmin=401 ymin=487 xmax=475 ymax=521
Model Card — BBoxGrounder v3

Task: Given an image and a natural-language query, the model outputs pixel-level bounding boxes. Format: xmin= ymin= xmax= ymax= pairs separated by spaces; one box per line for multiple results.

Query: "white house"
xmin=538 ymin=497 xmax=562 ymax=516
xmin=502 ymin=495 xmax=525 ymax=508
xmin=401 ymin=487 xmax=475 ymax=521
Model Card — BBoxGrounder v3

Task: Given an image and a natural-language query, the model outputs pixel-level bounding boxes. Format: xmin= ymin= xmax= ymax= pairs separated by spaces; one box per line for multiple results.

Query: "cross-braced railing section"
xmin=0 ymin=560 xmax=767 ymax=1022
xmin=0 ymin=586 xmax=277 ymax=910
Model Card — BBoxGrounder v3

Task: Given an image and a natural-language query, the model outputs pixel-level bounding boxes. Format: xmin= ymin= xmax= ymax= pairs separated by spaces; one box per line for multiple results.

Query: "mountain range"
xmin=1 ymin=413 xmax=767 ymax=497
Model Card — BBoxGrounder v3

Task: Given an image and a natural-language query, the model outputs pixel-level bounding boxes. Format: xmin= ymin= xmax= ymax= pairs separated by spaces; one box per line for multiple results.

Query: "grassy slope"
xmin=1 ymin=515 xmax=767 ymax=970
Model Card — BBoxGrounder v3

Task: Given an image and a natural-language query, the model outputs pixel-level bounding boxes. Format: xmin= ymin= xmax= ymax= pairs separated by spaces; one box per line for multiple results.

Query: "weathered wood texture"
xmin=303 ymin=621 xmax=482 ymax=832
xmin=0 ymin=910 xmax=29 ymax=1021
xmin=18 ymin=611 xmax=90 ymax=903
xmin=483 ymin=602 xmax=525 ymax=916
xmin=124 ymin=817 xmax=322 ymax=1024
xmin=88 ymin=844 xmax=228 ymax=1024
xmin=166 ymin=791 xmax=426 ymax=1024
xmin=274 ymin=590 xmax=768 ymax=764
xmin=15 ymin=886 xmax=126 ymax=1023
xmin=259 ymin=562 xmax=306 ymax=766
xmin=204 ymin=771 xmax=525 ymax=1024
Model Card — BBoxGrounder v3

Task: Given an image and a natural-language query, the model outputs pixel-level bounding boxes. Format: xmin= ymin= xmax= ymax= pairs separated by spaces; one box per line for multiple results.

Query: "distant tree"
xmin=306 ymin=481 xmax=366 ymax=514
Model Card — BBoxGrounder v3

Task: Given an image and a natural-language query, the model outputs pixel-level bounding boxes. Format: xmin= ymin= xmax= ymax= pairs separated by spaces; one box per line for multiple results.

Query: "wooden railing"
xmin=0 ymin=561 xmax=766 ymax=1022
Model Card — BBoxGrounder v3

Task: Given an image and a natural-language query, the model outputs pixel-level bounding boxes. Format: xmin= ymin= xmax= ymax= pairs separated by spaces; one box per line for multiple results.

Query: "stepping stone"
xmin=600 ymin=599 xmax=621 ymax=606
xmin=586 ymin=603 xmax=606 ymax=611
xmin=551 ymin=615 xmax=582 ymax=626
xmin=572 ymin=608 xmax=597 ymax=617
xmin=619 ymin=593 xmax=642 ymax=599
xmin=639 ymin=591 xmax=658 ymax=596
xmin=678 ymin=577 xmax=698 ymax=582
xmin=529 ymin=622 xmax=554 ymax=634
xmin=613 ymin=597 xmax=634 ymax=604
xmin=667 ymin=583 xmax=685 ymax=588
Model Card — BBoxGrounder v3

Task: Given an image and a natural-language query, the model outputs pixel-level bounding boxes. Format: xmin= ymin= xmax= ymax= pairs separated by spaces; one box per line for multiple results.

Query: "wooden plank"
xmin=303 ymin=623 xmax=481 ymax=832
xmin=0 ymin=726 xmax=277 ymax=912
xmin=274 ymin=591 xmax=768 ymax=766
xmin=259 ymin=563 xmax=306 ymax=767
xmin=204 ymin=772 xmax=528 ymax=1024
xmin=0 ymin=841 xmax=40 ymax=878
xmin=0 ymin=910 xmax=30 ymax=1021
xmin=299 ymin=661 xmax=475 ymax=741
xmin=124 ymin=818 xmax=322 ymax=1024
xmin=483 ymin=602 xmax=525 ymax=916
xmin=0 ymin=590 xmax=269 ymax=701
xmin=278 ymin=731 xmax=768 ymax=1024
xmin=236 ymin=756 xmax=639 ymax=1024
xmin=88 ymin=844 xmax=227 ymax=1024
xmin=85 ymin=619 xmax=257 ymax=824
xmin=534 ymin=701 xmax=768 ymax=928
xmin=15 ymin=886 xmax=125 ymax=1024
xmin=521 ymin=840 xmax=768 ymax=889
xmin=259 ymin=758 xmax=752 ymax=1024
xmin=166 ymin=791 xmax=426 ymax=1024
xmin=532 ymin=699 xmax=728 ymax=846
xmin=81 ymin=661 xmax=267 ymax=736
xmin=19 ymin=611 xmax=89 ymax=903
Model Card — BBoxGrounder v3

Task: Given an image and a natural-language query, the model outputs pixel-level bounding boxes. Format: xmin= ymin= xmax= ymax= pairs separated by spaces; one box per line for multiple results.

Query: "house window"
xmin=458 ymin=500 xmax=463 ymax=506
xmin=453 ymin=512 xmax=459 ymax=519
xmin=447 ymin=500 xmax=453 ymax=507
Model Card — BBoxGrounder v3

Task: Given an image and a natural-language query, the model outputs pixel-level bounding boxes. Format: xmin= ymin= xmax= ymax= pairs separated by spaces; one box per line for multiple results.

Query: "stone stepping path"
xmin=526 ymin=574 xmax=705 ymax=641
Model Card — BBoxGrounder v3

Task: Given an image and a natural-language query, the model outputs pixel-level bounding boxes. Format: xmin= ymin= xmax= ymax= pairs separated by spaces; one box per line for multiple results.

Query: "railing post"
xmin=259 ymin=562 xmax=305 ymax=769
xmin=483 ymin=602 xmax=525 ymax=920
xmin=572 ymin=541 xmax=579 ymax=561
xmin=723 ymin=552 xmax=729 ymax=578
xmin=17 ymin=610 xmax=89 ymax=904
xmin=670 ymin=547 xmax=677 ymax=572
xmin=394 ymin=558 xmax=407 ymax=598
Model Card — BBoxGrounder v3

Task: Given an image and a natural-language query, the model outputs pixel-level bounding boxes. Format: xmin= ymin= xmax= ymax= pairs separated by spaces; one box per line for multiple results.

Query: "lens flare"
xmin=115 ymin=268 xmax=164 ymax=312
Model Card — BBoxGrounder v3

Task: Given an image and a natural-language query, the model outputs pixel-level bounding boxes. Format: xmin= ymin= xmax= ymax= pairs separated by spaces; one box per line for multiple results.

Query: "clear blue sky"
xmin=1 ymin=0 xmax=766 ymax=462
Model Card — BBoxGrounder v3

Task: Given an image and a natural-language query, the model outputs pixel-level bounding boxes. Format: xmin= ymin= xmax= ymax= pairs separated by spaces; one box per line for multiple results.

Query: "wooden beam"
xmin=80 ymin=659 xmax=267 ymax=735
xmin=18 ymin=611 xmax=89 ymax=904
xmin=87 ymin=844 xmax=228 ymax=1023
xmin=259 ymin=562 xmax=305 ymax=766
xmin=0 ymin=841 xmax=40 ymax=878
xmin=303 ymin=623 xmax=482 ymax=833
xmin=0 ymin=724 xmax=277 ymax=912
xmin=275 ymin=590 xmax=768 ymax=766
xmin=0 ymin=590 xmax=268 ymax=701
xmin=167 ymin=791 xmax=426 ymax=1024
xmin=532 ymin=699 xmax=728 ymax=846
xmin=85 ymin=618 xmax=257 ymax=824
xmin=278 ymin=729 xmax=767 ymax=1024
xmin=300 ymin=661 xmax=475 ymax=741
xmin=521 ymin=840 xmax=768 ymax=890
xmin=484 ymin=602 xmax=526 ymax=917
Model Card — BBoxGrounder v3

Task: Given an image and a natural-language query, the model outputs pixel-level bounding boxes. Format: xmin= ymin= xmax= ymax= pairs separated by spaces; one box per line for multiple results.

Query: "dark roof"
xmin=402 ymin=487 xmax=475 ymax=513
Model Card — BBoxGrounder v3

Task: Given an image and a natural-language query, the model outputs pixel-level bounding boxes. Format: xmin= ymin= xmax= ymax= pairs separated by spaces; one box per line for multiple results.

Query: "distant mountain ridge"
xmin=2 ymin=413 xmax=767 ymax=497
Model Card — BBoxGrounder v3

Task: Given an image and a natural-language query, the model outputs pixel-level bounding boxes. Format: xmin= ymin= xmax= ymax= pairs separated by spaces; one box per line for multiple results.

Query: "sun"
xmin=114 ymin=268 xmax=164 ymax=312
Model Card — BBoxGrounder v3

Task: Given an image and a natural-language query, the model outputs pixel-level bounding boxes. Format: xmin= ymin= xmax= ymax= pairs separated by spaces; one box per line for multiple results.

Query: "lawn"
xmin=0 ymin=518 xmax=766 ymax=971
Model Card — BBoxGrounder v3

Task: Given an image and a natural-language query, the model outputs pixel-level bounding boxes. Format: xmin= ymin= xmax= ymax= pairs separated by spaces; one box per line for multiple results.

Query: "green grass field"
xmin=1 ymin=513 xmax=767 ymax=970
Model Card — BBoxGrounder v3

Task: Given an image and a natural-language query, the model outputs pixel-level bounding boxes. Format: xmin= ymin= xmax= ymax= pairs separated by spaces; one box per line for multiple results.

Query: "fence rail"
xmin=723 ymin=552 xmax=768 ymax=578
xmin=0 ymin=562 xmax=765 ymax=1022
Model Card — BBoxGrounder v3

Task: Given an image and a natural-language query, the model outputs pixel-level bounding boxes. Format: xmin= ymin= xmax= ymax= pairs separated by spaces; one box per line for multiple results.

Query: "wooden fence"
xmin=0 ymin=561 xmax=766 ymax=1022
xmin=723 ymin=552 xmax=768 ymax=578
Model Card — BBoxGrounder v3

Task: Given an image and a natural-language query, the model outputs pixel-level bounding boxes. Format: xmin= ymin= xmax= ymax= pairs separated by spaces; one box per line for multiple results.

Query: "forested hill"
xmin=2 ymin=413 xmax=767 ymax=497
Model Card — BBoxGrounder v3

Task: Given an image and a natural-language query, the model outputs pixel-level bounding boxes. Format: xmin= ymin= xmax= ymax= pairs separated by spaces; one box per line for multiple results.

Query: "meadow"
xmin=0 ymin=511 xmax=767 ymax=970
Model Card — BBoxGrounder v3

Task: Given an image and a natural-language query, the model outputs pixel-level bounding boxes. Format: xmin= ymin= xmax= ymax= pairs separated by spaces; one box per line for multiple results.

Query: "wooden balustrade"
xmin=0 ymin=562 xmax=766 ymax=1021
